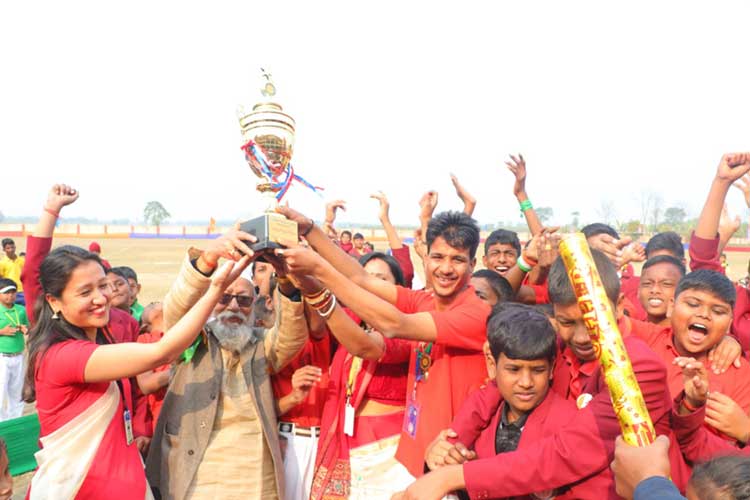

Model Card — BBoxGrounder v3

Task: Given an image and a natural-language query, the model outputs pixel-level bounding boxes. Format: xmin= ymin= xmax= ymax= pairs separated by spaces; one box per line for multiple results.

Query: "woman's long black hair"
xmin=24 ymin=245 xmax=107 ymax=402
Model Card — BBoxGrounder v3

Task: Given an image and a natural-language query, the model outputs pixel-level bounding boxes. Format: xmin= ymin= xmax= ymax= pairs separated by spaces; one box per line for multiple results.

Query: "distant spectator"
xmin=348 ymin=232 xmax=372 ymax=258
xmin=0 ymin=278 xmax=28 ymax=421
xmin=88 ymin=241 xmax=111 ymax=269
xmin=339 ymin=230 xmax=353 ymax=253
xmin=118 ymin=266 xmax=144 ymax=321
xmin=136 ymin=302 xmax=170 ymax=432
xmin=0 ymin=238 xmax=25 ymax=306
xmin=106 ymin=267 xmax=132 ymax=312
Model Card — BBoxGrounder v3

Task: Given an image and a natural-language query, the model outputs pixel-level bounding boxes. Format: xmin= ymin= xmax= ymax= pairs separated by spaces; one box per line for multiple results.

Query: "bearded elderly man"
xmin=146 ymin=230 xmax=315 ymax=500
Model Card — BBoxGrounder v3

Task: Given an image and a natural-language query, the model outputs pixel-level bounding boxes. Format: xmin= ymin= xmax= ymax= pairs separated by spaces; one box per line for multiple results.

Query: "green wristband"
xmin=519 ymin=199 xmax=533 ymax=212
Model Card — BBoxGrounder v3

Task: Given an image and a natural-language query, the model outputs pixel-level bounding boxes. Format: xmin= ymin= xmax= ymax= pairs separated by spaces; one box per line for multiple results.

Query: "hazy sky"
xmin=2 ymin=1 xmax=750 ymax=228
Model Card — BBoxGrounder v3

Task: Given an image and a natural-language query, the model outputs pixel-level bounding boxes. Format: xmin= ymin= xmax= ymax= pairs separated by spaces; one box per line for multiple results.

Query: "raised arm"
xmin=323 ymin=199 xmax=346 ymax=241
xmin=718 ymin=204 xmax=742 ymax=255
xmin=281 ymin=245 xmax=438 ymax=342
xmin=370 ymin=191 xmax=403 ymax=250
xmin=84 ymin=259 xmax=249 ymax=383
xmin=694 ymin=154 xmax=750 ymax=240
xmin=276 ymin=205 xmax=399 ymax=304
xmin=22 ymin=184 xmax=80 ymax=323
xmin=371 ymin=191 xmax=415 ymax=288
xmin=506 ymin=154 xmax=543 ymax=236
xmin=450 ymin=174 xmax=476 ymax=216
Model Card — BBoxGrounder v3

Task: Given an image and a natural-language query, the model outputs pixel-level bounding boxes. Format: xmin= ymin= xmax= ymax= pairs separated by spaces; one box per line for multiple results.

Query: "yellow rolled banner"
xmin=559 ymin=233 xmax=656 ymax=447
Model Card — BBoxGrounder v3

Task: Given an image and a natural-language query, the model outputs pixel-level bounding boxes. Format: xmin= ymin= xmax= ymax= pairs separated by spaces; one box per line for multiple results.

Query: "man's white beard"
xmin=208 ymin=311 xmax=257 ymax=353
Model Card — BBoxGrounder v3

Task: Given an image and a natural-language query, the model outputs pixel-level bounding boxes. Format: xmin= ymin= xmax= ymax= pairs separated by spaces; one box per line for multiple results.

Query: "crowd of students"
xmin=2 ymin=153 xmax=750 ymax=499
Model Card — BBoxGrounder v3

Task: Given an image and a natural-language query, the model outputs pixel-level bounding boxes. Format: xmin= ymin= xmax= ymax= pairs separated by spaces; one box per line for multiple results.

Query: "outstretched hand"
xmin=505 ymin=154 xmax=527 ymax=198
xmin=524 ymin=227 xmax=560 ymax=263
xmin=325 ymin=200 xmax=346 ymax=225
xmin=418 ymin=191 xmax=439 ymax=222
xmin=450 ymin=174 xmax=476 ymax=215
xmin=719 ymin=203 xmax=742 ymax=237
xmin=673 ymin=357 xmax=709 ymax=409
xmin=275 ymin=238 xmax=326 ymax=279
xmin=370 ymin=191 xmax=390 ymax=221
xmin=207 ymin=257 xmax=252 ymax=298
xmin=732 ymin=173 xmax=750 ymax=208
xmin=201 ymin=224 xmax=257 ymax=268
xmin=611 ymin=434 xmax=671 ymax=500
xmin=276 ymin=204 xmax=314 ymax=236
xmin=716 ymin=153 xmax=750 ymax=183
xmin=46 ymin=184 xmax=80 ymax=213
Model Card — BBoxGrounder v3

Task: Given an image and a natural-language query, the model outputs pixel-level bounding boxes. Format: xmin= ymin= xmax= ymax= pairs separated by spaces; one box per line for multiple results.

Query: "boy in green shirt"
xmin=0 ymin=278 xmax=29 ymax=421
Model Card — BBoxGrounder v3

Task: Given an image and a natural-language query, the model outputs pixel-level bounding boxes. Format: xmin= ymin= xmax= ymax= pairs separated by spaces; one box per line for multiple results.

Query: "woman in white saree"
xmin=23 ymin=240 xmax=250 ymax=500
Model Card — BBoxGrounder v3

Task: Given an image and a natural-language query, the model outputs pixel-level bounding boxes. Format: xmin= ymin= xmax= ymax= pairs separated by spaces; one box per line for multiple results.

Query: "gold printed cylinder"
xmin=559 ymin=233 xmax=656 ymax=446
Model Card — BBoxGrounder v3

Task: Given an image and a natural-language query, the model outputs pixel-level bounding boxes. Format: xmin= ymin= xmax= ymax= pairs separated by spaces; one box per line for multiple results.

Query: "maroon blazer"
xmin=450 ymin=383 xmax=605 ymax=499
xmin=460 ymin=336 xmax=690 ymax=499
xmin=672 ymin=393 xmax=750 ymax=462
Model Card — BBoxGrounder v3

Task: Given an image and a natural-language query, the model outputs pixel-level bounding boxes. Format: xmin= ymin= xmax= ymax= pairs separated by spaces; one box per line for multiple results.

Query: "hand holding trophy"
xmin=237 ymin=69 xmax=321 ymax=260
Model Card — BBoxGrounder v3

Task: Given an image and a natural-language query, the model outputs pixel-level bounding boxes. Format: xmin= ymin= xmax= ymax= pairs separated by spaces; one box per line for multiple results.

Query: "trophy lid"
xmin=238 ymin=69 xmax=296 ymax=140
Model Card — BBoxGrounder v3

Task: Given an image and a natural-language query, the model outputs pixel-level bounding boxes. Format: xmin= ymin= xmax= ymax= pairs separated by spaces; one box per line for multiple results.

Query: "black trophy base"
xmin=239 ymin=213 xmax=298 ymax=262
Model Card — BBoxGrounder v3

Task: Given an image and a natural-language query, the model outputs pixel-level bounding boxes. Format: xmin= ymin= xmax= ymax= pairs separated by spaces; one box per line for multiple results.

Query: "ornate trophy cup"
xmin=237 ymin=70 xmax=318 ymax=256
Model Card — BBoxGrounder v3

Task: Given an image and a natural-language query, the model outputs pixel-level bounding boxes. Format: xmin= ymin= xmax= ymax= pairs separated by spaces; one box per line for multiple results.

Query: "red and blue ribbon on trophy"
xmin=241 ymin=139 xmax=323 ymax=202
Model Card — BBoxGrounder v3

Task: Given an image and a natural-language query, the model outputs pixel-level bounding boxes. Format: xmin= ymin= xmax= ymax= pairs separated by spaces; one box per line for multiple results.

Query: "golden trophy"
xmin=237 ymin=69 xmax=318 ymax=256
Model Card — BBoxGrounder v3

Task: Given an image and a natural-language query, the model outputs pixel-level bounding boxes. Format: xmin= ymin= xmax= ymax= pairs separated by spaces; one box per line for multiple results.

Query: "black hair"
xmin=426 ymin=211 xmax=481 ymax=259
xmin=107 ymin=266 xmax=129 ymax=280
xmin=690 ymin=455 xmax=750 ymax=500
xmin=359 ymin=252 xmax=406 ymax=287
xmin=24 ymin=245 xmax=107 ymax=402
xmin=645 ymin=231 xmax=685 ymax=259
xmin=472 ymin=269 xmax=514 ymax=303
xmin=1 ymin=238 xmax=14 ymax=248
xmin=117 ymin=266 xmax=138 ymax=283
xmin=675 ymin=269 xmax=736 ymax=310
xmin=341 ymin=230 xmax=352 ymax=238
xmin=581 ymin=223 xmax=620 ymax=241
xmin=486 ymin=304 xmax=557 ymax=363
xmin=641 ymin=255 xmax=686 ymax=277
xmin=531 ymin=303 xmax=555 ymax=319
xmin=548 ymin=249 xmax=621 ymax=306
xmin=0 ymin=278 xmax=18 ymax=291
xmin=353 ymin=233 xmax=364 ymax=240
xmin=484 ymin=229 xmax=521 ymax=256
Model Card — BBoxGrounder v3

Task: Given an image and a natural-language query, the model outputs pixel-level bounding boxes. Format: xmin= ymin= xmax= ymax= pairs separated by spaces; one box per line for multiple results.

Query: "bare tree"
xmin=636 ymin=191 xmax=663 ymax=231
xmin=649 ymin=194 xmax=664 ymax=231
xmin=596 ymin=200 xmax=617 ymax=226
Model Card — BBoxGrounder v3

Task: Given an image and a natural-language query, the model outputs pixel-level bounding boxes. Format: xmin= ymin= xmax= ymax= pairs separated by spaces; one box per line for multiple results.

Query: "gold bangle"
xmin=304 ymin=289 xmax=332 ymax=308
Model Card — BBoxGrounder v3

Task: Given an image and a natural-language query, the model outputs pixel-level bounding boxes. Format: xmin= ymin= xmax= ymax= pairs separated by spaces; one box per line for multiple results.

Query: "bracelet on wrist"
xmin=310 ymin=294 xmax=335 ymax=314
xmin=317 ymin=295 xmax=337 ymax=319
xmin=301 ymin=219 xmax=315 ymax=237
xmin=519 ymin=199 xmax=533 ymax=213
xmin=521 ymin=250 xmax=539 ymax=266
xmin=682 ymin=397 xmax=703 ymax=412
xmin=44 ymin=206 xmax=61 ymax=219
xmin=304 ymin=289 xmax=332 ymax=308
xmin=517 ymin=255 xmax=535 ymax=273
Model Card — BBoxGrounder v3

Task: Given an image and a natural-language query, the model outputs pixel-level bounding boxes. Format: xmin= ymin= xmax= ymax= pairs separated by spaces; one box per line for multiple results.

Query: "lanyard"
xmin=346 ymin=356 xmax=363 ymax=402
xmin=2 ymin=307 xmax=20 ymax=328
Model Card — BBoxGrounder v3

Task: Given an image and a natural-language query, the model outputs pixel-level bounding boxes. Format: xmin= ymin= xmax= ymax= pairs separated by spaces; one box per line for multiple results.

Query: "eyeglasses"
xmin=218 ymin=294 xmax=254 ymax=308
